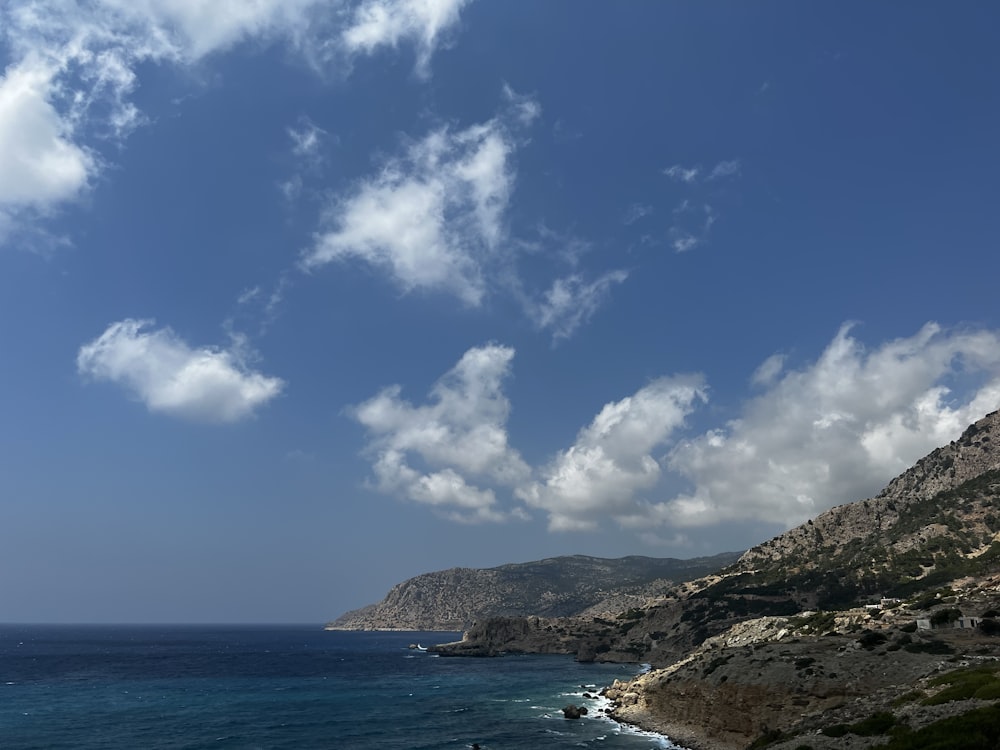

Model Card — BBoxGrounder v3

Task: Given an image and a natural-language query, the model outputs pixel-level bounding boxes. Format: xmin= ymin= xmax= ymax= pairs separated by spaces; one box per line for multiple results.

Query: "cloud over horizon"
xmin=347 ymin=323 xmax=1000 ymax=537
xmin=660 ymin=322 xmax=1000 ymax=529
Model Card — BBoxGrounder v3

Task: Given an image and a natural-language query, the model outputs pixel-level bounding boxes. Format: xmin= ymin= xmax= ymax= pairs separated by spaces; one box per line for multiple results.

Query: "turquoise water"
xmin=0 ymin=625 xmax=681 ymax=749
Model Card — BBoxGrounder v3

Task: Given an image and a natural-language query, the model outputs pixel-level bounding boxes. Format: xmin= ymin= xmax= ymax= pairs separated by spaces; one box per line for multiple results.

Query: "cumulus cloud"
xmin=351 ymin=344 xmax=530 ymax=523
xmin=530 ymin=270 xmax=629 ymax=341
xmin=77 ymin=319 xmax=284 ymax=422
xmin=657 ymin=323 xmax=1000 ymax=529
xmin=341 ymin=0 xmax=472 ymax=77
xmin=0 ymin=58 xmax=94 ymax=208
xmin=302 ymin=115 xmax=519 ymax=306
xmin=517 ymin=376 xmax=707 ymax=531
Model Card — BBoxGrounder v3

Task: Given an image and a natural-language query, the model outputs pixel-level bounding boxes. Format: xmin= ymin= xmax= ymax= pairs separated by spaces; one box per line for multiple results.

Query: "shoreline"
xmin=607 ymin=706 xmax=732 ymax=750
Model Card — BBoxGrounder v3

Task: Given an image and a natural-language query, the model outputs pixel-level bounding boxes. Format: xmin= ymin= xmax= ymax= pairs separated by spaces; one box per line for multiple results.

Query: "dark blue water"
xmin=0 ymin=626 xmax=680 ymax=749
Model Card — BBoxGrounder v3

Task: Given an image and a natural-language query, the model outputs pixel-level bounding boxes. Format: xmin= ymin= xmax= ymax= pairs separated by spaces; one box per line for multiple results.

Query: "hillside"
xmin=326 ymin=552 xmax=740 ymax=631
xmin=431 ymin=408 xmax=1000 ymax=749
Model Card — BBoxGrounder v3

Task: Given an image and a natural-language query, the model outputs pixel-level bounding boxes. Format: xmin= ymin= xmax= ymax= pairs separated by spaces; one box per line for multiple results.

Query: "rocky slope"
xmin=327 ymin=552 xmax=739 ymax=631
xmin=739 ymin=408 xmax=1000 ymax=576
xmin=431 ymin=408 xmax=1000 ymax=749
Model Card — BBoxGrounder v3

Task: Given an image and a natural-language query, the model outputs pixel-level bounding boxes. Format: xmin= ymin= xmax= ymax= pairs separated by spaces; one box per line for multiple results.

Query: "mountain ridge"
xmin=326 ymin=552 xmax=741 ymax=631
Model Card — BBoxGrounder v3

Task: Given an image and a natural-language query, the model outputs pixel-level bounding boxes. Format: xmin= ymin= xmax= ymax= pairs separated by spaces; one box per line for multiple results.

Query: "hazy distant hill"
xmin=326 ymin=552 xmax=741 ymax=631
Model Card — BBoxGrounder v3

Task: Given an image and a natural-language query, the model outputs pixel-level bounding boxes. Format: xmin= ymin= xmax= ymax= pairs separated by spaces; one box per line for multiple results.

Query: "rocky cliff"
xmin=431 ymin=408 xmax=1000 ymax=749
xmin=327 ymin=552 xmax=740 ymax=631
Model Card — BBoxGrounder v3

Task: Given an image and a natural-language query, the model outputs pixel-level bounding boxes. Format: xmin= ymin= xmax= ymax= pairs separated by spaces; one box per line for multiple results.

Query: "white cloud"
xmin=341 ymin=0 xmax=472 ymax=78
xmin=751 ymin=353 xmax=786 ymax=387
xmin=351 ymin=343 xmax=530 ymax=523
xmin=0 ymin=0 xmax=469 ymax=244
xmin=658 ymin=322 xmax=1000 ymax=528
xmin=517 ymin=376 xmax=707 ymax=531
xmin=531 ymin=270 xmax=629 ymax=341
xmin=0 ymin=56 xmax=95 ymax=234
xmin=302 ymin=117 xmax=516 ymax=306
xmin=77 ymin=319 xmax=284 ymax=422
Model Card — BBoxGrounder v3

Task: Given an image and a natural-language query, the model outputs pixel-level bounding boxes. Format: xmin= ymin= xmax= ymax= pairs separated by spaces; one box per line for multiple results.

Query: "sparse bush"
xmin=922 ymin=666 xmax=1000 ymax=705
xmin=980 ymin=618 xmax=1000 ymax=635
xmin=850 ymin=711 xmax=896 ymax=736
xmin=858 ymin=629 xmax=888 ymax=650
xmin=878 ymin=705 xmax=1000 ymax=749
xmin=904 ymin=639 xmax=954 ymax=654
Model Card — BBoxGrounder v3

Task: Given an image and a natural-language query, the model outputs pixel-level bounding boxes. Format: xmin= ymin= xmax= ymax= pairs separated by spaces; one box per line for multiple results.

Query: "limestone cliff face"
xmin=326 ymin=552 xmax=739 ymax=631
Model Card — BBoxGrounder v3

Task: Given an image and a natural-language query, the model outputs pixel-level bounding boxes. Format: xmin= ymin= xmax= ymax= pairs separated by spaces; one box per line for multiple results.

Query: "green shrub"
xmin=850 ymin=711 xmax=897 ymax=736
xmin=878 ymin=705 xmax=1000 ymax=749
xmin=973 ymin=682 xmax=1000 ymax=701
xmin=904 ymin=639 xmax=954 ymax=654
xmin=893 ymin=690 xmax=924 ymax=706
xmin=922 ymin=666 xmax=1000 ymax=705
xmin=858 ymin=630 xmax=888 ymax=650
xmin=979 ymin=618 xmax=1000 ymax=635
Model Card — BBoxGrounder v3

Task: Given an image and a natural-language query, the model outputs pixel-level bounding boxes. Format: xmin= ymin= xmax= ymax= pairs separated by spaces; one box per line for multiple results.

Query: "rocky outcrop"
xmin=327 ymin=552 xmax=739 ymax=631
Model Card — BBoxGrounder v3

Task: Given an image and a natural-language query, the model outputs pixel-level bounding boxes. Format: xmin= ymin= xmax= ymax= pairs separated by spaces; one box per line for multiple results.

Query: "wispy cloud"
xmin=288 ymin=116 xmax=329 ymax=160
xmin=623 ymin=203 xmax=653 ymax=225
xmin=708 ymin=159 xmax=741 ymax=180
xmin=669 ymin=204 xmax=716 ymax=253
xmin=530 ymin=271 xmax=629 ymax=341
xmin=77 ymin=319 xmax=285 ymax=422
xmin=662 ymin=164 xmax=701 ymax=183
xmin=663 ymin=159 xmax=741 ymax=184
xmin=340 ymin=0 xmax=473 ymax=78
xmin=662 ymin=160 xmax=736 ymax=253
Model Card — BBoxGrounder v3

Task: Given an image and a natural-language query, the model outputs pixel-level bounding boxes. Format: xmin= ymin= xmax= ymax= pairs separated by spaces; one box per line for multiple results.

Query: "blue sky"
xmin=2 ymin=1 xmax=1000 ymax=623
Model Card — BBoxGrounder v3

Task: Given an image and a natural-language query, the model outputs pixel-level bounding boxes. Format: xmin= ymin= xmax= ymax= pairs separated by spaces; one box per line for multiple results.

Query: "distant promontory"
xmin=326 ymin=552 xmax=741 ymax=631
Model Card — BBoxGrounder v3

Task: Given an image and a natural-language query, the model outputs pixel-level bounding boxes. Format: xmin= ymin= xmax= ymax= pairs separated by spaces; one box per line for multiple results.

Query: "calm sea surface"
xmin=0 ymin=625 xmax=682 ymax=749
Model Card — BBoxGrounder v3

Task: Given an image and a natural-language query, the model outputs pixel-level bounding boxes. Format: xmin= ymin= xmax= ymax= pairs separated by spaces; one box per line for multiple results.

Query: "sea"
xmin=0 ymin=625 xmax=684 ymax=749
